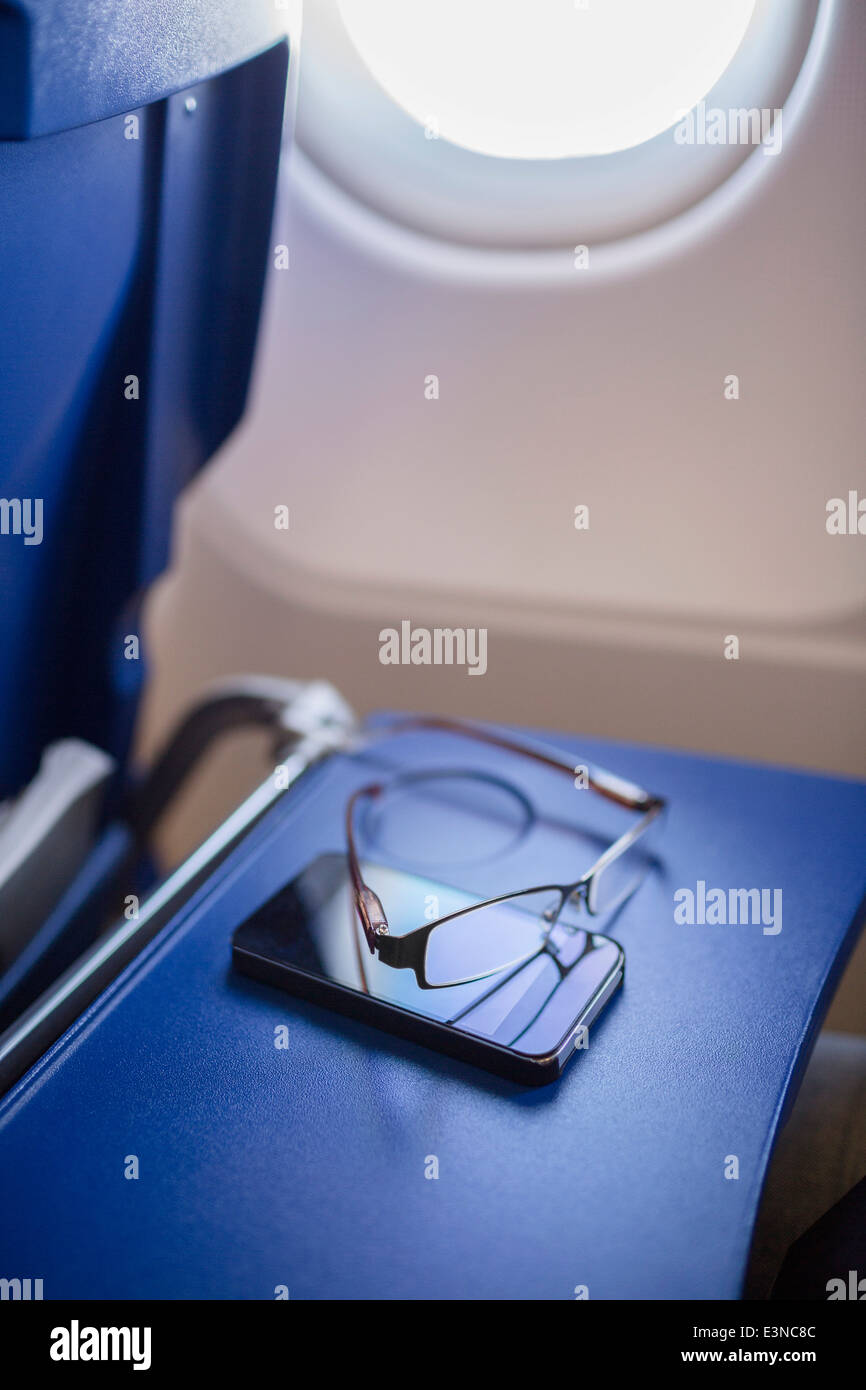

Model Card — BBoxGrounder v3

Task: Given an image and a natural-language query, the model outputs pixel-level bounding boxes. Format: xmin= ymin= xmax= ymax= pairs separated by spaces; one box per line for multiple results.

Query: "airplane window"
xmin=337 ymin=0 xmax=758 ymax=160
xmin=296 ymin=0 xmax=822 ymax=252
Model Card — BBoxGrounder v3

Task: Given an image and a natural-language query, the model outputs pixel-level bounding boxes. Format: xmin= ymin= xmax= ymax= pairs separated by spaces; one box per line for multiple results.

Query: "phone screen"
xmin=234 ymin=854 xmax=623 ymax=1059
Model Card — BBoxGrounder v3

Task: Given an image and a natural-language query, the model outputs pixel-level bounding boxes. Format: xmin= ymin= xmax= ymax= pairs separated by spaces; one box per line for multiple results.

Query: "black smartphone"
xmin=232 ymin=853 xmax=624 ymax=1085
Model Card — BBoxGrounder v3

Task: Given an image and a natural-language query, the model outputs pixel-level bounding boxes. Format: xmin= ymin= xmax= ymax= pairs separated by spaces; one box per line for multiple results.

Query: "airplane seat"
xmin=0 ymin=0 xmax=298 ymax=1013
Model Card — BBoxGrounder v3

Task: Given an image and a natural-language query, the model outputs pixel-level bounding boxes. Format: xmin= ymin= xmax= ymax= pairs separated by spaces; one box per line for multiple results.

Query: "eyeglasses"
xmin=347 ymin=717 xmax=665 ymax=989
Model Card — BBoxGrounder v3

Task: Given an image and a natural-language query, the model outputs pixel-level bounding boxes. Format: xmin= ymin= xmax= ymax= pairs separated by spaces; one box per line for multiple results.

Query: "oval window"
xmin=337 ymin=0 xmax=759 ymax=160
xmin=295 ymin=0 xmax=823 ymax=251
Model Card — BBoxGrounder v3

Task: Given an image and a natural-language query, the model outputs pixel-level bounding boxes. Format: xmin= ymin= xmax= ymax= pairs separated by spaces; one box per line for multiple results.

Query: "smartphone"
xmin=232 ymin=854 xmax=624 ymax=1085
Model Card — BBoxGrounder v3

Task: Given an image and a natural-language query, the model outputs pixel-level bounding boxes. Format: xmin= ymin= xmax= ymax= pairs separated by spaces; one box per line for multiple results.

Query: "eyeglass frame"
xmin=345 ymin=716 xmax=666 ymax=990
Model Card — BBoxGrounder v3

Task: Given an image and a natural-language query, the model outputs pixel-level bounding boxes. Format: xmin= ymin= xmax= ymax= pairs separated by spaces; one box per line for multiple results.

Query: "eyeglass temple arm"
xmin=346 ymin=716 xmax=666 ymax=950
xmin=378 ymin=716 xmax=665 ymax=814
xmin=346 ymin=786 xmax=390 ymax=953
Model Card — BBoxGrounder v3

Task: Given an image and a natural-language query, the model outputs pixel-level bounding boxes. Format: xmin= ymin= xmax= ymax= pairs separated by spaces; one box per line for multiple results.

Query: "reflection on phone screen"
xmin=240 ymin=854 xmax=623 ymax=1058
